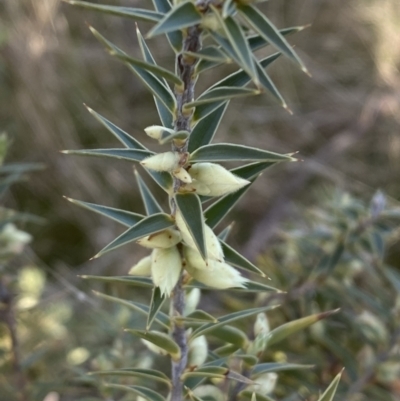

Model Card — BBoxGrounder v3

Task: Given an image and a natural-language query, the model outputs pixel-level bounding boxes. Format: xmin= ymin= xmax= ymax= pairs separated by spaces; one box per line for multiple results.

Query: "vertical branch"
xmin=170 ymin=26 xmax=202 ymax=401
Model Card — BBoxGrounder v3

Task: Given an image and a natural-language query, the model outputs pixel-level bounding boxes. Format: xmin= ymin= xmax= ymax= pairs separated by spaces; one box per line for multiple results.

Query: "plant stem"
xmin=170 ymin=26 xmax=201 ymax=401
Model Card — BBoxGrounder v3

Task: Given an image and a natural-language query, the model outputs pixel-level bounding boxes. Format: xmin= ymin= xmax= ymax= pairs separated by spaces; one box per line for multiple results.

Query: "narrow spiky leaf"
xmin=317 ymin=370 xmax=343 ymax=401
xmin=147 ymin=287 xmax=167 ymax=330
xmin=82 ymin=275 xmax=153 ymax=288
xmin=187 ymin=280 xmax=280 ymax=293
xmin=190 ymin=144 xmax=295 ymax=163
xmin=125 ymin=330 xmax=181 ymax=360
xmin=62 ymin=148 xmax=153 ymax=162
xmin=182 ymin=366 xmax=229 ymax=380
xmin=208 ymin=325 xmax=249 ymax=348
xmin=185 ymin=46 xmax=231 ymax=63
xmin=64 ymin=1 xmax=163 ymax=22
xmin=252 ymin=363 xmax=314 ymax=377
xmin=217 ymin=224 xmax=234 ymax=241
xmin=65 ymin=198 xmax=144 ymax=227
xmin=102 ymin=383 xmax=165 ymax=401
xmin=94 ymin=213 xmax=174 ymax=258
xmin=175 ymin=193 xmax=207 ymax=260
xmin=85 ymin=106 xmax=147 ymax=149
xmin=135 ymin=169 xmax=163 ymax=215
xmin=90 ymin=368 xmax=171 ymax=386
xmin=222 ymin=0 xmax=235 ymax=18
xmin=238 ymin=4 xmax=309 ymax=74
xmin=148 ymin=2 xmax=202 ymax=37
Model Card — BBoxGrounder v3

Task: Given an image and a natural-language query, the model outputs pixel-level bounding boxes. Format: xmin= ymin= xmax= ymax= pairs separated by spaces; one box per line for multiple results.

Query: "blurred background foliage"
xmin=0 ymin=0 xmax=399 ymax=400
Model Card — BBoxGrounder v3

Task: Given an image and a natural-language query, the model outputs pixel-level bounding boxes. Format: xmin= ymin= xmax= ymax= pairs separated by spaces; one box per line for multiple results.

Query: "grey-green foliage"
xmin=64 ymin=1 xmax=342 ymax=400
xmin=258 ymin=190 xmax=400 ymax=401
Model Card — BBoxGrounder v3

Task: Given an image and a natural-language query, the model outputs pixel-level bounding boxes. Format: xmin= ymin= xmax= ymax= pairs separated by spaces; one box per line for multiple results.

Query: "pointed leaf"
xmin=317 ymin=370 xmax=343 ymax=401
xmin=65 ymin=1 xmax=163 ymax=22
xmin=252 ymin=363 xmax=314 ymax=377
xmin=182 ymin=366 xmax=229 ymax=380
xmin=186 ymin=87 xmax=259 ymax=109
xmin=94 ymin=213 xmax=174 ymax=258
xmin=222 ymin=0 xmax=236 ymax=18
xmin=265 ymin=310 xmax=340 ymax=347
xmin=135 ymin=169 xmax=164 ymax=215
xmin=143 ymin=167 xmax=173 ymax=193
xmin=148 ymin=2 xmax=202 ymax=37
xmin=102 ymin=383 xmax=165 ymax=401
xmin=207 ymin=325 xmax=249 ymax=348
xmin=238 ymin=4 xmax=308 ymax=73
xmin=188 ymin=103 xmax=228 ymax=153
xmin=230 ymin=162 xmax=277 ymax=180
xmin=152 ymin=0 xmax=183 ymax=52
xmin=218 ymin=224 xmax=234 ymax=241
xmin=90 ymin=27 xmax=176 ymax=114
xmin=125 ymin=330 xmax=181 ymax=360
xmin=63 ymin=148 xmax=153 ymax=162
xmin=147 ymin=287 xmax=167 ymax=330
xmin=185 ymin=46 xmax=230 ymax=63
xmin=190 ymin=143 xmax=295 ymax=163
xmin=0 ymin=163 xmax=45 ymax=174
xmin=186 ymin=279 xmax=280 ymax=293
xmin=85 ymin=106 xmax=147 ymax=149
xmin=65 ymin=198 xmax=144 ymax=227
xmin=191 ymin=305 xmax=278 ymax=339
xmin=221 ymin=241 xmax=265 ymax=276
xmin=112 ymin=52 xmax=183 ymax=85
xmin=175 ymin=193 xmax=206 ymax=259
xmin=81 ymin=275 xmax=153 ymax=288
xmin=90 ymin=368 xmax=171 ymax=386
xmin=94 ymin=291 xmax=169 ymax=329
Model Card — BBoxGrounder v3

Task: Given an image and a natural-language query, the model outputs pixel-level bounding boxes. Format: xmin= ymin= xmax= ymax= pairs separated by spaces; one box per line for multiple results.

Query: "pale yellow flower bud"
xmin=184 ymin=245 xmax=212 ymax=270
xmin=184 ymin=288 xmax=201 ymax=316
xmin=254 ymin=313 xmax=270 ymax=337
xmin=188 ymin=335 xmax=208 ymax=368
xmin=186 ymin=260 xmax=247 ymax=289
xmin=151 ymin=246 xmax=182 ymax=297
xmin=137 ymin=229 xmax=181 ymax=249
xmin=144 ymin=125 xmax=174 ymax=141
xmin=141 ymin=152 xmax=180 ymax=172
xmin=173 ymin=167 xmax=192 ymax=183
xmin=128 ymin=255 xmax=152 ymax=276
xmin=247 ymin=372 xmax=278 ymax=395
xmin=175 ymin=210 xmax=197 ymax=249
xmin=189 ymin=163 xmax=250 ymax=197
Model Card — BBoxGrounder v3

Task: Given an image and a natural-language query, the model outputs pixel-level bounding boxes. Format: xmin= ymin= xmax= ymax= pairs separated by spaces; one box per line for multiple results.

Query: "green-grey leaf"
xmin=252 ymin=362 xmax=314 ymax=377
xmin=147 ymin=287 xmax=167 ymax=330
xmin=82 ymin=275 xmax=153 ymax=288
xmin=112 ymin=52 xmax=183 ymax=85
xmin=135 ymin=169 xmax=164 ymax=215
xmin=65 ymin=1 xmax=163 ymax=22
xmin=190 ymin=143 xmax=295 ymax=163
xmin=148 ymin=1 xmax=202 ymax=37
xmin=317 ymin=370 xmax=343 ymax=401
xmin=143 ymin=167 xmax=173 ymax=193
xmin=217 ymin=224 xmax=234 ymax=242
xmin=182 ymin=366 xmax=228 ymax=380
xmin=65 ymin=198 xmax=144 ymax=227
xmin=239 ymin=391 xmax=276 ymax=401
xmin=94 ymin=213 xmax=174 ymax=258
xmin=0 ymin=163 xmax=45 ymax=174
xmin=85 ymin=106 xmax=147 ymax=150
xmin=63 ymin=148 xmax=153 ymax=162
xmin=230 ymin=162 xmax=277 ymax=180
xmin=90 ymin=27 xmax=176 ymax=114
xmin=191 ymin=305 xmax=277 ymax=339
xmin=222 ymin=0 xmax=236 ymax=18
xmin=94 ymin=291 xmax=170 ymax=329
xmin=221 ymin=241 xmax=265 ymax=277
xmin=175 ymin=193 xmax=207 ymax=259
xmin=208 ymin=325 xmax=249 ymax=348
xmin=90 ymin=368 xmax=171 ymax=386
xmin=152 ymin=0 xmax=183 ymax=52
xmin=188 ymin=103 xmax=228 ymax=153
xmin=238 ymin=4 xmax=308 ymax=73
xmin=102 ymin=383 xmax=165 ymax=401
xmin=184 ymin=46 xmax=231 ymax=63
xmin=125 ymin=330 xmax=181 ymax=360
xmin=186 ymin=87 xmax=259 ymax=109
xmin=266 ymin=310 xmax=339 ymax=347
xmin=186 ymin=279 xmax=280 ymax=293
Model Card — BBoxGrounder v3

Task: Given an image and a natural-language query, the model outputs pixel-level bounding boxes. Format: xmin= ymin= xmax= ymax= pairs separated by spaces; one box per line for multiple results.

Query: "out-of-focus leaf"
xmin=148 ymin=1 xmax=202 ymax=37
xmin=90 ymin=27 xmax=177 ymax=114
xmin=221 ymin=241 xmax=265 ymax=276
xmin=90 ymin=368 xmax=171 ymax=386
xmin=125 ymin=330 xmax=181 ymax=360
xmin=147 ymin=287 xmax=167 ymax=330
xmin=102 ymin=383 xmax=165 ymax=401
xmin=192 ymin=306 xmax=278 ymax=339
xmin=93 ymin=213 xmax=174 ymax=258
xmin=82 ymin=275 xmax=153 ymax=288
xmin=222 ymin=0 xmax=236 ymax=18
xmin=64 ymin=1 xmax=163 ymax=22
xmin=65 ymin=198 xmax=144 ymax=227
xmin=134 ymin=169 xmax=164 ymax=215
xmin=214 ymin=344 xmax=240 ymax=357
xmin=383 ymin=265 xmax=400 ymax=293
xmin=181 ymin=310 xmax=217 ymax=324
xmin=239 ymin=391 xmax=276 ymax=401
xmin=175 ymin=193 xmax=207 ymax=259
xmin=112 ymin=52 xmax=183 ymax=85
xmin=190 ymin=143 xmax=295 ymax=163
xmin=182 ymin=366 xmax=228 ymax=380
xmin=317 ymin=370 xmax=343 ymax=401
xmin=188 ymin=103 xmax=228 ymax=153
xmin=186 ymin=280 xmax=280 ymax=293
xmin=0 ymin=163 xmax=45 ymax=174
xmin=252 ymin=363 xmax=314 ymax=377
xmin=85 ymin=106 xmax=148 ymax=150
xmin=265 ymin=310 xmax=339 ymax=347
xmin=315 ymin=240 xmax=345 ymax=275
xmin=231 ymin=162 xmax=277 ymax=180
xmin=238 ymin=4 xmax=308 ymax=74
xmin=151 ymin=0 xmax=183 ymax=52
xmin=207 ymin=325 xmax=249 ymax=348
xmin=94 ymin=291 xmax=170 ymax=329
xmin=62 ymin=148 xmax=153 ymax=162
